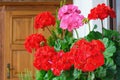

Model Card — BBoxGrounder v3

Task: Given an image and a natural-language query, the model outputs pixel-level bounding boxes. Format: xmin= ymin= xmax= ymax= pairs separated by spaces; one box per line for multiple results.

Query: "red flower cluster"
xmin=24 ymin=33 xmax=46 ymax=53
xmin=33 ymin=46 xmax=57 ymax=71
xmin=51 ymin=51 xmax=73 ymax=76
xmin=33 ymin=39 xmax=105 ymax=76
xmin=71 ymin=39 xmax=105 ymax=72
xmin=34 ymin=12 xmax=56 ymax=29
xmin=88 ymin=3 xmax=116 ymax=20
xmin=33 ymin=49 xmax=73 ymax=76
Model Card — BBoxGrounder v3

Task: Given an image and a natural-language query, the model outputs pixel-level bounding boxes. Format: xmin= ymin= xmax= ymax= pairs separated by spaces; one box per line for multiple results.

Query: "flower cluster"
xmin=34 ymin=12 xmax=55 ymax=29
xmin=58 ymin=4 xmax=84 ymax=31
xmin=32 ymin=39 xmax=105 ymax=76
xmin=25 ymin=3 xmax=105 ymax=76
xmin=24 ymin=33 xmax=46 ymax=53
xmin=51 ymin=51 xmax=73 ymax=76
xmin=88 ymin=3 xmax=116 ymax=20
xmin=33 ymin=46 xmax=57 ymax=71
xmin=71 ymin=39 xmax=105 ymax=72
xmin=24 ymin=3 xmax=119 ymax=80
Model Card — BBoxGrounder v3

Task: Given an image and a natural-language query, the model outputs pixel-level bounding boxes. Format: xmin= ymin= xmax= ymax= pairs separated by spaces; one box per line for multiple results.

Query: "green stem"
xmin=88 ymin=21 xmax=91 ymax=33
xmin=101 ymin=20 xmax=104 ymax=34
xmin=46 ymin=26 xmax=58 ymax=40
xmin=61 ymin=30 xmax=65 ymax=39
xmin=88 ymin=72 xmax=95 ymax=80
xmin=63 ymin=0 xmax=66 ymax=5
xmin=75 ymin=29 xmax=79 ymax=39
xmin=87 ymin=72 xmax=91 ymax=80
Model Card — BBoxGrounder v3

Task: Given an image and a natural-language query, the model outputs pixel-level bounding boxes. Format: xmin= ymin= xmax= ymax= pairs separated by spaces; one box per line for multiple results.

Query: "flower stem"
xmin=87 ymin=72 xmax=91 ymax=80
xmin=46 ymin=26 xmax=52 ymax=35
xmin=101 ymin=20 xmax=104 ymax=34
xmin=61 ymin=30 xmax=65 ymax=39
xmin=88 ymin=21 xmax=91 ymax=33
xmin=75 ymin=29 xmax=79 ymax=39
xmin=87 ymin=72 xmax=95 ymax=80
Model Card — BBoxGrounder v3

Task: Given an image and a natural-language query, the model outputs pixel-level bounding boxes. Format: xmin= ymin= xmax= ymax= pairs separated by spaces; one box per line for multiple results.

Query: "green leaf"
xmin=85 ymin=31 xmax=102 ymax=41
xmin=44 ymin=70 xmax=54 ymax=80
xmin=73 ymin=69 xmax=82 ymax=79
xmin=114 ymin=50 xmax=120 ymax=80
xmin=102 ymin=38 xmax=109 ymax=48
xmin=90 ymin=72 xmax=95 ymax=80
xmin=59 ymin=75 xmax=66 ymax=80
xmin=114 ymin=50 xmax=120 ymax=66
xmin=64 ymin=30 xmax=73 ymax=38
xmin=116 ymin=67 xmax=120 ymax=80
xmin=56 ymin=20 xmax=62 ymax=35
xmin=52 ymin=77 xmax=60 ymax=80
xmin=36 ymin=70 xmax=46 ymax=80
xmin=60 ymin=68 xmax=75 ymax=80
xmin=95 ymin=67 xmax=107 ymax=78
xmin=105 ymin=58 xmax=116 ymax=70
xmin=54 ymin=39 xmax=61 ymax=51
xmin=102 ymin=38 xmax=116 ymax=58
xmin=51 ymin=30 xmax=58 ymax=40
xmin=102 ymin=58 xmax=116 ymax=80
xmin=87 ymin=72 xmax=95 ymax=80
xmin=103 ymin=46 xmax=116 ymax=58
xmin=48 ymin=36 xmax=55 ymax=46
xmin=103 ymin=66 xmax=116 ymax=80
xmin=103 ymin=28 xmax=120 ymax=39
xmin=61 ymin=39 xmax=67 ymax=49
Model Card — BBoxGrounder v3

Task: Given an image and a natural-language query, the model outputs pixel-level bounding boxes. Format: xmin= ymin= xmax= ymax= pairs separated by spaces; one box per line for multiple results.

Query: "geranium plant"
xmin=24 ymin=2 xmax=120 ymax=80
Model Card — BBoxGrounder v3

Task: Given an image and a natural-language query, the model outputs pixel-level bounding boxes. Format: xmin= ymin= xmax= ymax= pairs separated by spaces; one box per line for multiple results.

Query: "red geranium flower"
xmin=52 ymin=51 xmax=73 ymax=76
xmin=88 ymin=3 xmax=116 ymax=20
xmin=24 ymin=33 xmax=47 ymax=53
xmin=91 ymin=40 xmax=105 ymax=52
xmin=34 ymin=11 xmax=56 ymax=29
xmin=71 ymin=39 xmax=105 ymax=72
xmin=33 ymin=46 xmax=57 ymax=71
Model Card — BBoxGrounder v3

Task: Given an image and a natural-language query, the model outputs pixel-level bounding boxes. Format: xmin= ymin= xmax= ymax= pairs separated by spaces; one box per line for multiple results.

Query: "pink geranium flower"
xmin=60 ymin=13 xmax=84 ymax=31
xmin=58 ymin=4 xmax=81 ymax=20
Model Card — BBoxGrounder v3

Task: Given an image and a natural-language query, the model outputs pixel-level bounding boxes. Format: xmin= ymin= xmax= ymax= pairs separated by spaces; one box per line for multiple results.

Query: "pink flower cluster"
xmin=58 ymin=4 xmax=81 ymax=20
xmin=58 ymin=4 xmax=84 ymax=31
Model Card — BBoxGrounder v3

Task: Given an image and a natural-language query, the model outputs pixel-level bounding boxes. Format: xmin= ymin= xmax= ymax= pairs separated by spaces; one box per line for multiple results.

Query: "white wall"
xmin=73 ymin=0 xmax=109 ymax=38
xmin=73 ymin=0 xmax=92 ymax=38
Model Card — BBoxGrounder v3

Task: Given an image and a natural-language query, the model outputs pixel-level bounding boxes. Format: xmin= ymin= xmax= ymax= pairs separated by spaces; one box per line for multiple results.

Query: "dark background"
xmin=109 ymin=0 xmax=120 ymax=32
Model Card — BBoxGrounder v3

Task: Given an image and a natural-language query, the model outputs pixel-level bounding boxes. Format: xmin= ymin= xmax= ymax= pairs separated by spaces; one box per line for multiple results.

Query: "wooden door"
xmin=3 ymin=11 xmax=41 ymax=80
xmin=3 ymin=10 xmax=56 ymax=80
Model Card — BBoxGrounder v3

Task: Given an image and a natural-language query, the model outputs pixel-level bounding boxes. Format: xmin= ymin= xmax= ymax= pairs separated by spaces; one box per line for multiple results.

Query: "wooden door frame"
xmin=0 ymin=6 xmax=5 ymax=80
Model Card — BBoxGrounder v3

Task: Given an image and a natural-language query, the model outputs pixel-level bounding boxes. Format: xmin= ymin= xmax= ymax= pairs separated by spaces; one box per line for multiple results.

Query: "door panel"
xmin=12 ymin=17 xmax=34 ymax=44
xmin=12 ymin=51 xmax=34 ymax=78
